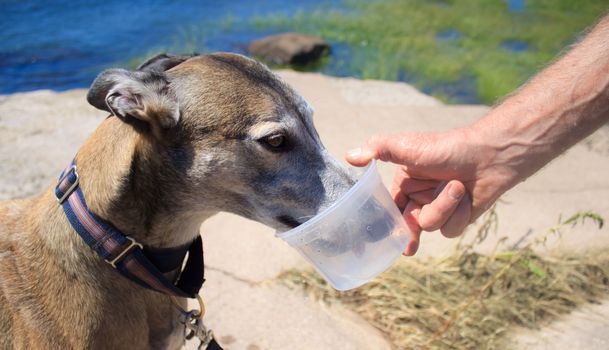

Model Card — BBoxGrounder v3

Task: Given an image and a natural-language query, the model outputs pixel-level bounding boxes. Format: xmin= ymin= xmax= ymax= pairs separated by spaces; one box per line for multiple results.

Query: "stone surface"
xmin=248 ymin=33 xmax=329 ymax=65
xmin=512 ymin=301 xmax=609 ymax=350
xmin=328 ymin=74 xmax=442 ymax=107
xmin=201 ymin=213 xmax=307 ymax=283
xmin=184 ymin=270 xmax=390 ymax=350
xmin=0 ymin=89 xmax=106 ymax=200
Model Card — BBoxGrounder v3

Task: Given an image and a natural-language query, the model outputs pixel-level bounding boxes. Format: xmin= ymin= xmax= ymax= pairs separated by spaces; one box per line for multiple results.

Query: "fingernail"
xmin=347 ymin=147 xmax=362 ymax=159
xmin=448 ymin=183 xmax=464 ymax=200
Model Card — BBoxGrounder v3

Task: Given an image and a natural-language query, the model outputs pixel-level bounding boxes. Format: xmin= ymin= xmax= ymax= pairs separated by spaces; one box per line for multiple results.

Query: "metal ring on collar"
xmin=170 ymin=294 xmax=206 ymax=319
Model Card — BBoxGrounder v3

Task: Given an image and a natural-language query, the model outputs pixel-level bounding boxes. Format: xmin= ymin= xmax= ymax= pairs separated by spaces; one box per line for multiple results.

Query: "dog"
xmin=0 ymin=52 xmax=355 ymax=349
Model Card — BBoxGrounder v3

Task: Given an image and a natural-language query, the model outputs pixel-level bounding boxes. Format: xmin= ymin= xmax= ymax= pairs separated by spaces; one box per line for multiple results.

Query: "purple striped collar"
xmin=55 ymin=159 xmax=205 ymax=298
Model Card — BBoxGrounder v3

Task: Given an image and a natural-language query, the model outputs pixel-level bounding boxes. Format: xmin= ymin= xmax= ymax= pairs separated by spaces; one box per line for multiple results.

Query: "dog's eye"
xmin=263 ymin=134 xmax=286 ymax=149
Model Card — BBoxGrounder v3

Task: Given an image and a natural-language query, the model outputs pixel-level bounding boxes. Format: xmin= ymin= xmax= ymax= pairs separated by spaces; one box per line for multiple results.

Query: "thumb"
xmin=346 ymin=133 xmax=424 ymax=167
xmin=345 ymin=146 xmax=376 ymax=166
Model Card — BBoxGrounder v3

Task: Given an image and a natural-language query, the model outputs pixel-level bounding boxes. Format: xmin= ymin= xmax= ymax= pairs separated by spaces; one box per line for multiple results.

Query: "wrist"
xmin=457 ymin=121 xmax=504 ymax=170
xmin=465 ymin=110 xmax=528 ymax=189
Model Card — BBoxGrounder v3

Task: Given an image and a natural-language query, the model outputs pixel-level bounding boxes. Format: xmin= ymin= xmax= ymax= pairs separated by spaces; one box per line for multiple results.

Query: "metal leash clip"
xmin=185 ymin=317 xmax=214 ymax=349
xmin=171 ymin=295 xmax=214 ymax=349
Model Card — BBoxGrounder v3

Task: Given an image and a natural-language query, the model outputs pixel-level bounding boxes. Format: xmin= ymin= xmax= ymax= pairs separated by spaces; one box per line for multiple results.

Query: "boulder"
xmin=248 ymin=32 xmax=330 ymax=65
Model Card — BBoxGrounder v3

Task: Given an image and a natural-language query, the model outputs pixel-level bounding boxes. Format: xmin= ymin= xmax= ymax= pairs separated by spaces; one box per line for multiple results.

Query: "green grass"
xmin=278 ymin=210 xmax=608 ymax=349
xmin=253 ymin=0 xmax=609 ymax=104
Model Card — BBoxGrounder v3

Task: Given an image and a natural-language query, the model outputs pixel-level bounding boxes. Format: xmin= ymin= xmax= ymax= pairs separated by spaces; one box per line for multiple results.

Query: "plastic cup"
xmin=276 ymin=160 xmax=409 ymax=291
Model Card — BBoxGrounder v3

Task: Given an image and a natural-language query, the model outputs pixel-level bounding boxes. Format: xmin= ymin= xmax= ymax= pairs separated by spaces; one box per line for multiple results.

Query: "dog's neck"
xmin=68 ymin=116 xmax=211 ymax=248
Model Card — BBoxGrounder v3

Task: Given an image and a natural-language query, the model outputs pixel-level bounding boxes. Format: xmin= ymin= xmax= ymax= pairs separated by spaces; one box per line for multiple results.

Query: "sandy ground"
xmin=1 ymin=70 xmax=609 ymax=349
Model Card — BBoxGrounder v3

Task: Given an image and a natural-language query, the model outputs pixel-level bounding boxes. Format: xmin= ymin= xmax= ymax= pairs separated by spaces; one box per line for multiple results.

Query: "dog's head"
xmin=87 ymin=53 xmax=355 ymax=231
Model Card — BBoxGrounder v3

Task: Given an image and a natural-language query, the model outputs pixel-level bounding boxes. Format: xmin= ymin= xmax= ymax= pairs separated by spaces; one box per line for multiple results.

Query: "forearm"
xmin=470 ymin=14 xmax=609 ymax=187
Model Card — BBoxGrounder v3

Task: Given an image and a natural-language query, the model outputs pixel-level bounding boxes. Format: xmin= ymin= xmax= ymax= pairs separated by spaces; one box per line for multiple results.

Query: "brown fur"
xmin=0 ymin=53 xmax=353 ymax=349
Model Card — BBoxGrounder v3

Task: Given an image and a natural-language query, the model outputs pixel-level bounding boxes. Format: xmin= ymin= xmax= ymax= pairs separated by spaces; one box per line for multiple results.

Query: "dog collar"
xmin=54 ymin=159 xmax=204 ymax=298
xmin=55 ymin=159 xmax=225 ymax=349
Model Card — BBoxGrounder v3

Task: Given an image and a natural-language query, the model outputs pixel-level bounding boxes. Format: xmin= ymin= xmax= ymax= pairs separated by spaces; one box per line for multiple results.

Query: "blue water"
xmin=507 ymin=0 xmax=526 ymax=12
xmin=436 ymin=29 xmax=461 ymax=41
xmin=500 ymin=40 xmax=529 ymax=52
xmin=0 ymin=0 xmax=341 ymax=94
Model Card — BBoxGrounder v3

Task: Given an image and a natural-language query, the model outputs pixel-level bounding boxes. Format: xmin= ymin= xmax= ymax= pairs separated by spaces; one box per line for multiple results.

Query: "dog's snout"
xmin=277 ymin=215 xmax=301 ymax=229
xmin=365 ymin=210 xmax=394 ymax=243
xmin=318 ymin=155 xmax=357 ymax=206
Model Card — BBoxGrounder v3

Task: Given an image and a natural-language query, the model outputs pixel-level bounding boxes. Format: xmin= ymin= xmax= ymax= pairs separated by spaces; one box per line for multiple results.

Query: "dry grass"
xmin=278 ymin=210 xmax=608 ymax=349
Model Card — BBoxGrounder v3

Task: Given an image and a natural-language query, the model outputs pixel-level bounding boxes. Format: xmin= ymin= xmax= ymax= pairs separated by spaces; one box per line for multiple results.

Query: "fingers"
xmin=408 ymin=189 xmax=436 ymax=205
xmin=402 ymin=200 xmax=422 ymax=256
xmin=346 ymin=133 xmax=427 ymax=167
xmin=418 ymin=180 xmax=465 ymax=232
xmin=392 ymin=167 xmax=439 ymax=209
xmin=391 ymin=168 xmax=437 ymax=210
xmin=346 ymin=146 xmax=376 ymax=167
xmin=440 ymin=191 xmax=472 ymax=238
xmin=398 ymin=179 xmax=470 ymax=257
xmin=392 ymin=187 xmax=409 ymax=212
xmin=393 ymin=169 xmax=438 ymax=193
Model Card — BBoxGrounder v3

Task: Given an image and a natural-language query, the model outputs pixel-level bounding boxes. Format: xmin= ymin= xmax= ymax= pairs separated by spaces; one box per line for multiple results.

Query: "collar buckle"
xmin=105 ymin=236 xmax=143 ymax=268
xmin=56 ymin=165 xmax=79 ymax=204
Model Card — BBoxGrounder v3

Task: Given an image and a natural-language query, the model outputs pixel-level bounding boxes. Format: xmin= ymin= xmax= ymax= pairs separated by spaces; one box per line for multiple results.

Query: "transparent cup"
xmin=276 ymin=160 xmax=409 ymax=291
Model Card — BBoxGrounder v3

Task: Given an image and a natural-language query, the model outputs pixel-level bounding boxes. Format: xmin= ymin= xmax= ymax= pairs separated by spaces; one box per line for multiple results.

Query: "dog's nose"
xmin=364 ymin=211 xmax=393 ymax=243
xmin=359 ymin=198 xmax=394 ymax=243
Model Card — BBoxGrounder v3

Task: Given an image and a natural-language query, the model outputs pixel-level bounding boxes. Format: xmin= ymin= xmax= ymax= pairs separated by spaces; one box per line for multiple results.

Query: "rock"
xmin=248 ymin=32 xmax=330 ymax=65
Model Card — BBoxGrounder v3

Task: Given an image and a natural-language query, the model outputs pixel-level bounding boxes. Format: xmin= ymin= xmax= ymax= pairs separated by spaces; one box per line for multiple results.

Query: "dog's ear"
xmin=86 ymin=68 xmax=179 ymax=135
xmin=137 ymin=53 xmax=194 ymax=72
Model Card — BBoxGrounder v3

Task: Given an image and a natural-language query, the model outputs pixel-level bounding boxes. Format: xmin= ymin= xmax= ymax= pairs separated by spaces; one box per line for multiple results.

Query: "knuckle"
xmin=367 ymin=134 xmax=382 ymax=145
xmin=365 ymin=135 xmax=381 ymax=151
xmin=419 ymin=212 xmax=446 ymax=231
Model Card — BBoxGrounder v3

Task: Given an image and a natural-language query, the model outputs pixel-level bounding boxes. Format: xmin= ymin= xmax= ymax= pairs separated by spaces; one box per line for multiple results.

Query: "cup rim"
xmin=276 ymin=159 xmax=378 ymax=242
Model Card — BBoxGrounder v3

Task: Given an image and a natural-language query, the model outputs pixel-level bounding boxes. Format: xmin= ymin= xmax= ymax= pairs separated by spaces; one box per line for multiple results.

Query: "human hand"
xmin=346 ymin=129 xmax=516 ymax=256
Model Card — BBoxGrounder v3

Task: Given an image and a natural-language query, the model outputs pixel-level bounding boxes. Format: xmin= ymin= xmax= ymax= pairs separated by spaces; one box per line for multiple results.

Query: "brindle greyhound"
xmin=0 ymin=53 xmax=355 ymax=349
